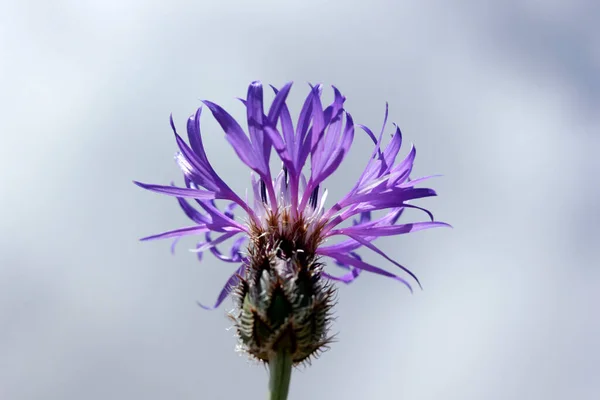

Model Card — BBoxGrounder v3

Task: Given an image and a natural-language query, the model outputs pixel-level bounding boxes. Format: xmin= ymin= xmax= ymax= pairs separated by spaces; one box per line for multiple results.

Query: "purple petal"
xmin=310 ymin=113 xmax=341 ymax=178
xmin=201 ymin=100 xmax=261 ymax=172
xmin=170 ymin=237 xmax=181 ymax=254
xmin=322 ymin=270 xmax=360 ymax=284
xmin=323 ymin=188 xmax=437 ymax=229
xmin=174 ymin=118 xmax=253 ymax=216
xmin=343 ymin=187 xmax=437 ymax=209
xmin=313 ymin=112 xmax=355 ymax=186
xmin=133 ymin=181 xmax=215 ymax=200
xmin=339 ymin=233 xmax=422 ymax=289
xmin=309 ymin=84 xmax=325 ymax=155
xmin=318 ymin=238 xmax=363 ymax=254
xmin=357 ymin=211 xmax=371 ymax=225
xmin=279 ymin=103 xmax=297 ymax=171
xmin=299 ymin=111 xmax=354 ymax=211
xmin=197 ymin=264 xmax=245 ymax=310
xmin=323 ymin=204 xmax=405 ymax=235
xmin=329 ymin=86 xmax=346 ymax=118
xmin=388 ymin=146 xmax=416 ymax=186
xmin=296 ymin=87 xmax=314 ymax=147
xmin=176 ymin=196 xmax=212 ymax=225
xmin=389 ymin=207 xmax=405 ymax=225
xmin=399 ymin=204 xmax=435 ymax=221
xmin=193 ymin=231 xmax=240 ymax=253
xmin=311 ymin=89 xmax=345 ymax=175
xmin=230 ymin=236 xmax=246 ymax=258
xmin=223 ymin=202 xmax=238 ymax=219
xmin=183 ymin=108 xmax=209 ymax=165
xmin=322 ymin=251 xmax=414 ymax=292
xmin=357 ymin=123 xmax=378 ymax=146
xmin=263 ymin=89 xmax=295 ymax=175
xmin=399 ymin=174 xmax=442 ymax=188
xmin=322 ymin=251 xmax=362 ymax=283
xmin=246 ymin=81 xmax=270 ymax=160
xmin=353 ymin=207 xmax=404 ymax=230
xmin=378 ymin=102 xmax=390 ymax=140
xmin=140 ymin=225 xmax=209 ymax=241
xmin=196 ymin=200 xmax=247 ymax=233
xmin=175 ymin=115 xmax=220 ymax=189
xmin=269 ymin=85 xmax=303 ymax=177
xmin=174 ymin=143 xmax=216 ymax=191
xmin=321 ymin=208 xmax=403 ymax=253
xmin=206 ymin=233 xmax=245 ymax=263
xmin=296 ymin=126 xmax=313 ymax=174
xmin=267 ymin=82 xmax=293 ymax=122
xmin=382 ymin=124 xmax=402 ymax=171
xmin=332 ymin=221 xmax=451 ymax=238
xmin=325 ymin=110 xmax=388 ymax=212
xmin=264 ymin=124 xmax=293 ymax=168
xmin=195 ymin=242 xmax=204 ymax=262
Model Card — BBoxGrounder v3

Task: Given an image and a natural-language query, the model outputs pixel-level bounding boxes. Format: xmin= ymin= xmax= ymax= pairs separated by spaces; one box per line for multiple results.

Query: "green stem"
xmin=268 ymin=350 xmax=293 ymax=400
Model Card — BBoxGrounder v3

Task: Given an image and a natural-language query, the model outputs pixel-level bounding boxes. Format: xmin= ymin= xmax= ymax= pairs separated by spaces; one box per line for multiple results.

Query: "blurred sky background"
xmin=1 ymin=0 xmax=599 ymax=399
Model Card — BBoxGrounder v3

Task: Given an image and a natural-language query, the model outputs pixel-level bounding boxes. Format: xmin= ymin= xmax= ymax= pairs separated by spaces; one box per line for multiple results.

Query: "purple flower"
xmin=136 ymin=82 xmax=449 ymax=364
xmin=135 ymin=81 xmax=448 ymax=310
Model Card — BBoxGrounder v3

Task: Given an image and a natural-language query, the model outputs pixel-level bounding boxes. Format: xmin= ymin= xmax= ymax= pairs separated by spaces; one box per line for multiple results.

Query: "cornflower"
xmin=135 ymin=81 xmax=448 ymax=400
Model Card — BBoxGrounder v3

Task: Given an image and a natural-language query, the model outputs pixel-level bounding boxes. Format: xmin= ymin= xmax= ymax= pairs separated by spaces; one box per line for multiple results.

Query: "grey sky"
xmin=1 ymin=1 xmax=598 ymax=399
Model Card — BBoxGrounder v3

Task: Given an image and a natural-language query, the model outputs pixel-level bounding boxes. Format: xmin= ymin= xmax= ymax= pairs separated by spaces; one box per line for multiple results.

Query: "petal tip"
xmin=196 ymin=301 xmax=216 ymax=311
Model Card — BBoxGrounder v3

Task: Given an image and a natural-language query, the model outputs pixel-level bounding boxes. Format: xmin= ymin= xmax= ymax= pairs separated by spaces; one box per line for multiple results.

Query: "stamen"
xmin=309 ymin=185 xmax=320 ymax=209
xmin=260 ymin=179 xmax=268 ymax=204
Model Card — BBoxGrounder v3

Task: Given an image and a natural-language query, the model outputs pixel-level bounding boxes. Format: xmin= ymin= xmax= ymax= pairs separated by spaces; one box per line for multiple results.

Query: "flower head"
xmin=135 ymin=81 xmax=448 ymax=363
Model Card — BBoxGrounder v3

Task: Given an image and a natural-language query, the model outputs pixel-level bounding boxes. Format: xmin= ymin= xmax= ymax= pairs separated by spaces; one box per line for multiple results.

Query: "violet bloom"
xmin=135 ymin=82 xmax=447 ymax=369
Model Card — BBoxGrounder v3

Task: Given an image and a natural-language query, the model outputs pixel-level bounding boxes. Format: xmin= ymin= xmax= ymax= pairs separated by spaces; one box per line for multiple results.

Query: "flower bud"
xmin=231 ymin=213 xmax=335 ymax=364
